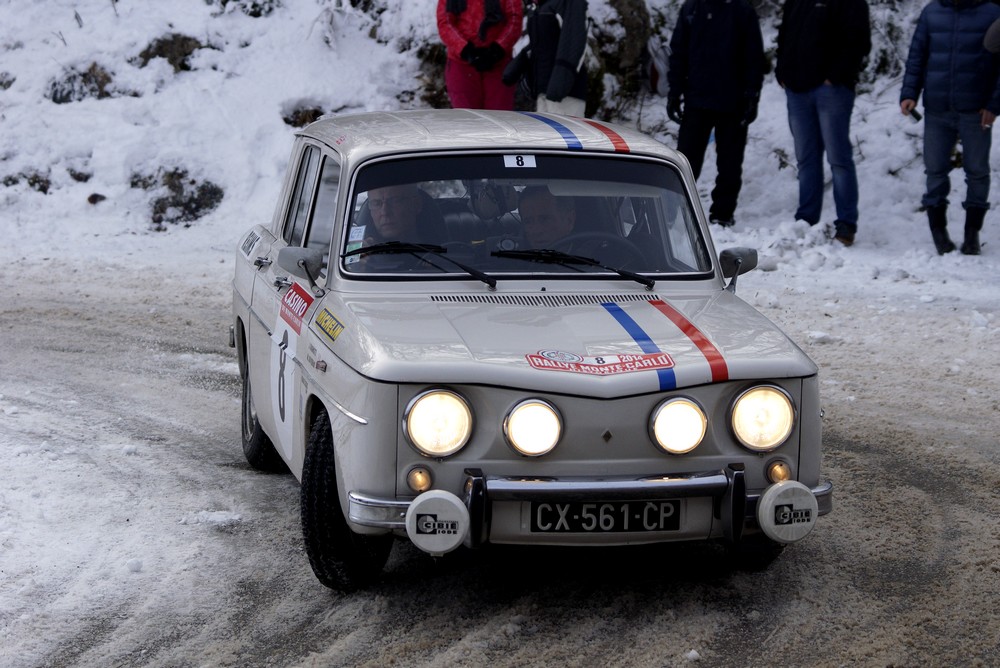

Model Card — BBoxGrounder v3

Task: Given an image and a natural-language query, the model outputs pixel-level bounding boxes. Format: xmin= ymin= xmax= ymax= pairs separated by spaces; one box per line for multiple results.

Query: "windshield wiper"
xmin=342 ymin=241 xmax=496 ymax=289
xmin=491 ymin=248 xmax=655 ymax=289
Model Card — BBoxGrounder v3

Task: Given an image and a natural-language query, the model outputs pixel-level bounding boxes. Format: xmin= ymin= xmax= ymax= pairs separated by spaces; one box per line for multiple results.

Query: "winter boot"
xmin=961 ymin=207 xmax=986 ymax=255
xmin=927 ymin=205 xmax=955 ymax=255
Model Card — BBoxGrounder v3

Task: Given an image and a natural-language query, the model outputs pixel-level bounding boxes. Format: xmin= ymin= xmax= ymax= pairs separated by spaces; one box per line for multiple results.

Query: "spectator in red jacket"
xmin=438 ymin=0 xmax=524 ymax=110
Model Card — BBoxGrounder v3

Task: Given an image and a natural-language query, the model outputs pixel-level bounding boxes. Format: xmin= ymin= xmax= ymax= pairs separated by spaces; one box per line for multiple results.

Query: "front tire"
xmin=241 ymin=366 xmax=287 ymax=473
xmin=301 ymin=408 xmax=393 ymax=591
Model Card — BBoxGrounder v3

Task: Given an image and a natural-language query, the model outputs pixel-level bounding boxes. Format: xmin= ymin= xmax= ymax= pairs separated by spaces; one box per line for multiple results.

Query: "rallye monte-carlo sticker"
xmin=526 ymin=350 xmax=675 ymax=376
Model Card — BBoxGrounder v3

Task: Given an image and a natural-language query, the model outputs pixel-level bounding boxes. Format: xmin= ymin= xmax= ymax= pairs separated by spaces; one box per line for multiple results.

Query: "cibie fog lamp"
xmin=404 ymin=390 xmax=473 ymax=458
xmin=731 ymin=385 xmax=794 ymax=452
xmin=504 ymin=399 xmax=561 ymax=457
xmin=650 ymin=397 xmax=707 ymax=454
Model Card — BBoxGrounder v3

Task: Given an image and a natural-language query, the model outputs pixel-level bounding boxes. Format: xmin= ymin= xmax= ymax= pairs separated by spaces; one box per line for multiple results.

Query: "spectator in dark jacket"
xmin=438 ymin=0 xmax=523 ymax=110
xmin=776 ymin=0 xmax=870 ymax=246
xmin=504 ymin=0 xmax=589 ymax=116
xmin=667 ymin=0 xmax=764 ymax=227
xmin=902 ymin=0 xmax=1000 ymax=255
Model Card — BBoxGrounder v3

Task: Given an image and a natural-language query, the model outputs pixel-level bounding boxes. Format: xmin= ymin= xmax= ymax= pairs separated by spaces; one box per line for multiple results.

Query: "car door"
xmin=247 ymin=143 xmax=320 ymax=458
xmin=248 ymin=143 xmax=341 ymax=462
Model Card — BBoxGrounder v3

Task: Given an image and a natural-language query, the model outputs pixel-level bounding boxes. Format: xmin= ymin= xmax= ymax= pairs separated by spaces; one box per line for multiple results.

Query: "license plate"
xmin=530 ymin=500 xmax=681 ymax=533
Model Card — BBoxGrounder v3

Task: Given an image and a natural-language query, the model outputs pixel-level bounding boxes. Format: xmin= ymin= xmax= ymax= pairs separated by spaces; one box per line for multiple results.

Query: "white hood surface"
xmin=318 ymin=289 xmax=817 ymax=397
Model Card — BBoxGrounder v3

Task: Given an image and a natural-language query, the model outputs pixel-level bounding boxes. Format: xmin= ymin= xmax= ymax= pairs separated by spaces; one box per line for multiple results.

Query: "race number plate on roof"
xmin=503 ymin=155 xmax=536 ymax=168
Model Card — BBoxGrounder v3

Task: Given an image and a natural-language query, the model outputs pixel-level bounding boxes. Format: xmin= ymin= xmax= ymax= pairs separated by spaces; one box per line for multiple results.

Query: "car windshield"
xmin=341 ymin=153 xmax=712 ymax=279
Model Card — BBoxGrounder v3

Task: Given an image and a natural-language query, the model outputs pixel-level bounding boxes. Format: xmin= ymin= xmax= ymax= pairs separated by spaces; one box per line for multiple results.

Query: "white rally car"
xmin=231 ymin=109 xmax=831 ymax=590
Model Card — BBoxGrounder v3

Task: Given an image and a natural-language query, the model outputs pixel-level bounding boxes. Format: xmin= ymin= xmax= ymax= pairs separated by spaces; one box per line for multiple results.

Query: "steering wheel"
xmin=552 ymin=232 xmax=645 ymax=268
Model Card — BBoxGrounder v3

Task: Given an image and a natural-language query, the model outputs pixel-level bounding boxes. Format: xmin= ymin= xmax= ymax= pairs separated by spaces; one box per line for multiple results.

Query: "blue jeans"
xmin=922 ymin=110 xmax=992 ymax=211
xmin=786 ymin=84 xmax=860 ymax=233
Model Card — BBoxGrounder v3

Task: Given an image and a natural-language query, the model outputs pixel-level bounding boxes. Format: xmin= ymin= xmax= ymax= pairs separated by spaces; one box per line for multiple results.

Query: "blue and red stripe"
xmin=521 ymin=113 xmax=583 ymax=150
xmin=601 ymin=300 xmax=730 ymax=389
xmin=648 ymin=299 xmax=728 ymax=382
xmin=601 ymin=302 xmax=677 ymax=390
xmin=520 ymin=113 xmax=632 ymax=152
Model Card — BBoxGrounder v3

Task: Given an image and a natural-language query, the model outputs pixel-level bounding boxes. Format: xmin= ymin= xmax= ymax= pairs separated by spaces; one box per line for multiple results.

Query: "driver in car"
xmin=347 ymin=184 xmax=448 ymax=270
xmin=518 ymin=186 xmax=576 ymax=247
xmin=366 ymin=184 xmax=426 ymax=242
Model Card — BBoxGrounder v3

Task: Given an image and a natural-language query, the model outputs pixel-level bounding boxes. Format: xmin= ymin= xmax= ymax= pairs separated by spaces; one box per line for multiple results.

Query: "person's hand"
xmin=460 ymin=41 xmax=476 ymax=63
xmin=667 ymin=96 xmax=684 ymax=124
xmin=900 ymin=99 xmax=916 ymax=116
xmin=980 ymin=108 xmax=995 ymax=130
xmin=473 ymin=43 xmax=505 ymax=72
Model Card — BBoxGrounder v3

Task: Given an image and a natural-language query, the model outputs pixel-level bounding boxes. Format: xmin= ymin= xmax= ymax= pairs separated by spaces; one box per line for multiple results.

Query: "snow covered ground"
xmin=2 ymin=1 xmax=999 ymax=666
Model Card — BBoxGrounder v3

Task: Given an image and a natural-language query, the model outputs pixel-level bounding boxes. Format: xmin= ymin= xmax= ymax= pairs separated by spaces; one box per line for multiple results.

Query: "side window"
xmin=283 ymin=145 xmax=320 ymax=246
xmin=306 ymin=157 xmax=340 ymax=252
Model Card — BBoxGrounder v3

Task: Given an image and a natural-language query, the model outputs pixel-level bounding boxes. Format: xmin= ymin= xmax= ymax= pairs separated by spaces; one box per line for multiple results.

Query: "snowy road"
xmin=2 ymin=257 xmax=999 ymax=667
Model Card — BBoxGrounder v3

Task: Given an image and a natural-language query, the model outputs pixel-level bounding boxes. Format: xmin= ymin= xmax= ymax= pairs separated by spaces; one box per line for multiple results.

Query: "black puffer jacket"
xmin=527 ymin=0 xmax=589 ymax=101
xmin=667 ymin=0 xmax=765 ymax=113
xmin=775 ymin=0 xmax=871 ymax=92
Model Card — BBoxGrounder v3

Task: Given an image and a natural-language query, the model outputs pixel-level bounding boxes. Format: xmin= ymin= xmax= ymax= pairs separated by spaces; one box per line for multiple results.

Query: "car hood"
xmin=314 ymin=290 xmax=817 ymax=397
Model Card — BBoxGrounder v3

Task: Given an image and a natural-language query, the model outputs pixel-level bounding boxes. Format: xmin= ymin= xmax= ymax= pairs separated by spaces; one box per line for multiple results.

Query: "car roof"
xmin=298 ymin=109 xmax=679 ymax=164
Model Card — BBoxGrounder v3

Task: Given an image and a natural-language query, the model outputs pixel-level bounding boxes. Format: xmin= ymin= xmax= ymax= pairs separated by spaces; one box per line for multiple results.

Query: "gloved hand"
xmin=473 ymin=42 xmax=505 ymax=72
xmin=741 ymin=92 xmax=760 ymax=127
xmin=667 ymin=96 xmax=684 ymax=124
xmin=460 ymin=41 xmax=477 ymax=63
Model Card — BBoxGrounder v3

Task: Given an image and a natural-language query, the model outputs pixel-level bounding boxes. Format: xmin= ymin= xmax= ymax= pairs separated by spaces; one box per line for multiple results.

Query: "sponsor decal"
xmin=279 ymin=283 xmax=313 ymax=335
xmin=775 ymin=504 xmax=813 ymax=526
xmin=314 ymin=308 xmax=345 ymax=345
xmin=527 ymin=349 xmax=674 ymax=376
xmin=240 ymin=230 xmax=260 ymax=257
xmin=415 ymin=514 xmax=459 ymax=536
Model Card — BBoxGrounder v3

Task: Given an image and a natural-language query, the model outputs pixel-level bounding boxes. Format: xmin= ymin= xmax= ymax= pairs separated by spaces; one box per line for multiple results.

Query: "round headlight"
xmin=732 ymin=386 xmax=794 ymax=451
xmin=651 ymin=397 xmax=706 ymax=454
xmin=504 ymin=399 xmax=561 ymax=456
xmin=404 ymin=390 xmax=473 ymax=457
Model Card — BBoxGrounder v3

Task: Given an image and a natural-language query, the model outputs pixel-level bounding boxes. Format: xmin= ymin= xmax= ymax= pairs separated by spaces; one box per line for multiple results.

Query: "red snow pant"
xmin=444 ymin=57 xmax=515 ymax=111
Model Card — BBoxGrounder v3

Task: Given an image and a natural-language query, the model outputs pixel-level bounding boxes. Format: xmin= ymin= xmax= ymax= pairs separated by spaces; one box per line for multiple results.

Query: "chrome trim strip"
xmin=484 ymin=470 xmax=731 ymax=502
xmin=348 ymin=492 xmax=409 ymax=529
xmin=326 ymin=395 xmax=368 ymax=425
xmin=813 ymin=480 xmax=834 ymax=516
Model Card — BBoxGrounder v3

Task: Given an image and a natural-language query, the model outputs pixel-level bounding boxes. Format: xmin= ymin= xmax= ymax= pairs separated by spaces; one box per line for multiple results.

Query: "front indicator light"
xmin=404 ymin=390 xmax=473 ymax=457
xmin=651 ymin=397 xmax=706 ymax=454
xmin=767 ymin=460 xmax=792 ymax=483
xmin=407 ymin=466 xmax=433 ymax=493
xmin=504 ymin=399 xmax=561 ymax=456
xmin=732 ymin=386 xmax=794 ymax=451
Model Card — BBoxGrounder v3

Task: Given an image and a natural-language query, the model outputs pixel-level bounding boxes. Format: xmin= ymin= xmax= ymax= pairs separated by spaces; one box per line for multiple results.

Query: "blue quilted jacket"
xmin=900 ymin=0 xmax=1000 ymax=113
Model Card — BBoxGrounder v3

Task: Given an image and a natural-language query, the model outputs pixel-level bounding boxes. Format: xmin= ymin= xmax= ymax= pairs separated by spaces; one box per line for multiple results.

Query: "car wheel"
xmin=728 ymin=534 xmax=786 ymax=571
xmin=241 ymin=367 xmax=287 ymax=473
xmin=301 ymin=408 xmax=393 ymax=591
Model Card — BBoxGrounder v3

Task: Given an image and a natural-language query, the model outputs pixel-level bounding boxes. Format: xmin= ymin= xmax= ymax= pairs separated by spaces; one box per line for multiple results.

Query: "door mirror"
xmin=277 ymin=246 xmax=325 ymax=282
xmin=719 ymin=247 xmax=758 ymax=278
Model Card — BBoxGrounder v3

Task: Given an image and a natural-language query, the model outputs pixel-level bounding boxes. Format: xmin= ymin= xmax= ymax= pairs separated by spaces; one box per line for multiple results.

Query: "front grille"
xmin=430 ymin=293 xmax=659 ymax=307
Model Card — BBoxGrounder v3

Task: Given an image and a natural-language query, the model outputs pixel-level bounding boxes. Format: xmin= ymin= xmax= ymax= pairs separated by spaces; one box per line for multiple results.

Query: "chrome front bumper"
xmin=349 ymin=466 xmax=833 ymax=546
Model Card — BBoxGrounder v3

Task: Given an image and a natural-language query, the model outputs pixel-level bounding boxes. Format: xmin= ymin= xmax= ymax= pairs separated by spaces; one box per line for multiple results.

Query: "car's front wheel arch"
xmin=301 ymin=408 xmax=393 ymax=591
